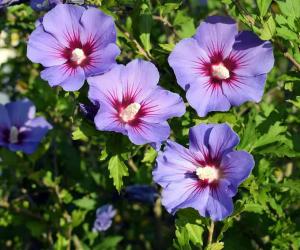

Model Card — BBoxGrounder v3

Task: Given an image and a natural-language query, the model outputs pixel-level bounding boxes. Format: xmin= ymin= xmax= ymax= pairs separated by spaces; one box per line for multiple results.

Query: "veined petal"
xmin=168 ymin=38 xmax=210 ymax=89
xmin=126 ymin=121 xmax=170 ymax=145
xmin=42 ymin=4 xmax=85 ymax=47
xmin=186 ymin=77 xmax=231 ymax=117
xmin=27 ymin=25 xmax=66 ymax=67
xmin=222 ymin=74 xmax=267 ymax=106
xmin=87 ymin=64 xmax=124 ymax=105
xmin=84 ymin=43 xmax=120 ymax=77
xmin=0 ymin=104 xmax=11 ymax=129
xmin=21 ymin=117 xmax=52 ymax=143
xmin=230 ymin=31 xmax=274 ymax=76
xmin=194 ymin=16 xmax=238 ymax=59
xmin=205 ymin=179 xmax=234 ymax=221
xmin=207 ymin=123 xmax=239 ymax=159
xmin=80 ymin=7 xmax=117 ymax=47
xmin=220 ymin=150 xmax=254 ymax=194
xmin=120 ymin=59 xmax=159 ymax=102
xmin=141 ymin=87 xmax=185 ymax=123
xmin=153 ymin=140 xmax=199 ymax=188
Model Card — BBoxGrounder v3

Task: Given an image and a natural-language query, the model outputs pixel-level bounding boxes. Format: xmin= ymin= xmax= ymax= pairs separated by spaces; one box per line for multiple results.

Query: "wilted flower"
xmin=124 ymin=184 xmax=159 ymax=204
xmin=30 ymin=0 xmax=62 ymax=11
xmin=93 ymin=204 xmax=116 ymax=232
xmin=153 ymin=123 xmax=254 ymax=221
xmin=79 ymin=101 xmax=99 ymax=122
xmin=27 ymin=4 xmax=120 ymax=91
xmin=88 ymin=59 xmax=186 ymax=145
xmin=0 ymin=99 xmax=52 ymax=154
xmin=168 ymin=16 xmax=274 ymax=117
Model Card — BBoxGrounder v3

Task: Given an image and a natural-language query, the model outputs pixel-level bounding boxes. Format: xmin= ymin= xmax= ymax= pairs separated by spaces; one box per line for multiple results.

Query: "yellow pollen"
xmin=9 ymin=126 xmax=19 ymax=144
xmin=196 ymin=166 xmax=219 ymax=183
xmin=71 ymin=48 xmax=86 ymax=65
xmin=120 ymin=103 xmax=141 ymax=122
xmin=212 ymin=63 xmax=230 ymax=80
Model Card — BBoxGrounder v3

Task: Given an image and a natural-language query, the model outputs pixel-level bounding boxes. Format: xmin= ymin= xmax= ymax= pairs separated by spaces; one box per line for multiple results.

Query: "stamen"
xmin=9 ymin=126 xmax=19 ymax=144
xmin=71 ymin=48 xmax=86 ymax=65
xmin=120 ymin=103 xmax=141 ymax=122
xmin=196 ymin=166 xmax=219 ymax=183
xmin=212 ymin=63 xmax=230 ymax=80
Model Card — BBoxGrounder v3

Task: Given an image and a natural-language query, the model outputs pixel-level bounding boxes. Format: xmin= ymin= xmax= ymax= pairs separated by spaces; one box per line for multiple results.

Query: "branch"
xmin=207 ymin=221 xmax=215 ymax=246
xmin=116 ymin=23 xmax=153 ymax=61
xmin=284 ymin=52 xmax=300 ymax=71
xmin=153 ymin=15 xmax=180 ymax=37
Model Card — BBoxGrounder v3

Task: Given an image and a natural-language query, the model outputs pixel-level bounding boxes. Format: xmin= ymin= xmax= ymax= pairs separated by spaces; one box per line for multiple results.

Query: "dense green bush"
xmin=0 ymin=0 xmax=299 ymax=249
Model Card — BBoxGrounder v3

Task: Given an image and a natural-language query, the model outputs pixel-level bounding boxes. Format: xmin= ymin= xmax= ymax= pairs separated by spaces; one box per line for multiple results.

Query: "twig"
xmin=284 ymin=52 xmax=300 ymax=71
xmin=153 ymin=15 xmax=180 ymax=37
xmin=207 ymin=220 xmax=215 ymax=246
xmin=232 ymin=0 xmax=300 ymax=71
xmin=116 ymin=23 xmax=153 ymax=61
xmin=128 ymin=158 xmax=138 ymax=172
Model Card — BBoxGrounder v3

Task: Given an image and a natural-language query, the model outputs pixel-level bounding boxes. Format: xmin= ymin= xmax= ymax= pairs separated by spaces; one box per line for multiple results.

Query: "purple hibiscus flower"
xmin=93 ymin=204 xmax=116 ymax=232
xmin=88 ymin=59 xmax=186 ymax=145
xmin=27 ymin=4 xmax=120 ymax=91
xmin=0 ymin=99 xmax=52 ymax=154
xmin=168 ymin=16 xmax=274 ymax=117
xmin=153 ymin=123 xmax=254 ymax=221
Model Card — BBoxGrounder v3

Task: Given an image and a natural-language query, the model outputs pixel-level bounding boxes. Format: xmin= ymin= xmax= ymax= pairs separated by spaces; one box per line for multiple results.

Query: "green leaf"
xmin=277 ymin=26 xmax=298 ymax=40
xmin=257 ymin=0 xmax=272 ymax=16
xmin=277 ymin=0 xmax=300 ymax=18
xmin=73 ymin=197 xmax=96 ymax=211
xmin=208 ymin=242 xmax=224 ymax=250
xmin=94 ymin=236 xmax=123 ymax=250
xmin=252 ymin=122 xmax=287 ymax=149
xmin=139 ymin=4 xmax=152 ymax=53
xmin=108 ymin=155 xmax=129 ymax=192
xmin=72 ymin=127 xmax=88 ymax=142
xmin=71 ymin=210 xmax=87 ymax=228
xmin=260 ymin=15 xmax=276 ymax=40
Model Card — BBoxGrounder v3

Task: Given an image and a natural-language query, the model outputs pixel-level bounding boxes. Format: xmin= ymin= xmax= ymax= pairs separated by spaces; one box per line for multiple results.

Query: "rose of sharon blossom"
xmin=93 ymin=204 xmax=116 ymax=232
xmin=168 ymin=16 xmax=274 ymax=117
xmin=153 ymin=123 xmax=254 ymax=221
xmin=88 ymin=59 xmax=186 ymax=145
xmin=0 ymin=100 xmax=52 ymax=154
xmin=27 ymin=4 xmax=120 ymax=91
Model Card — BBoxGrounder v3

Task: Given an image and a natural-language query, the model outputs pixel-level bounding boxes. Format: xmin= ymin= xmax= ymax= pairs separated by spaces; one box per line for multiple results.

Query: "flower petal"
xmin=8 ymin=142 xmax=40 ymax=154
xmin=168 ymin=38 xmax=210 ymax=89
xmin=59 ymin=67 xmax=86 ymax=91
xmin=222 ymin=74 xmax=267 ymax=106
xmin=205 ymin=179 xmax=234 ymax=221
xmin=0 ymin=104 xmax=11 ymax=129
xmin=230 ymin=31 xmax=274 ymax=76
xmin=194 ymin=16 xmax=238 ymax=59
xmin=153 ymin=140 xmax=199 ymax=188
xmin=161 ymin=179 xmax=210 ymax=215
xmin=80 ymin=7 xmax=117 ymax=47
xmin=208 ymin=123 xmax=239 ymax=159
xmin=87 ymin=64 xmax=124 ymax=105
xmin=94 ymin=105 xmax=126 ymax=134
xmin=186 ymin=77 xmax=231 ymax=117
xmin=5 ymin=100 xmax=36 ymax=127
xmin=27 ymin=25 xmax=66 ymax=67
xmin=141 ymin=87 xmax=186 ymax=123
xmin=84 ymin=43 xmax=120 ymax=77
xmin=126 ymin=121 xmax=170 ymax=145
xmin=189 ymin=123 xmax=213 ymax=158
xmin=41 ymin=64 xmax=85 ymax=91
xmin=220 ymin=150 xmax=254 ymax=194
xmin=21 ymin=117 xmax=52 ymax=143
xmin=42 ymin=4 xmax=85 ymax=47
xmin=120 ymin=59 xmax=159 ymax=102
